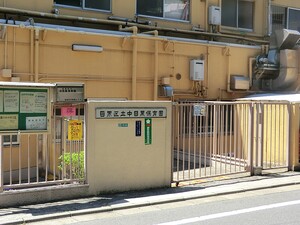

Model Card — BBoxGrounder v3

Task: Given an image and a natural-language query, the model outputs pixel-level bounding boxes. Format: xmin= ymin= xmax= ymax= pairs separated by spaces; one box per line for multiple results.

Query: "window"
xmin=3 ymin=134 xmax=19 ymax=146
xmin=221 ymin=0 xmax=254 ymax=30
xmin=54 ymin=0 xmax=111 ymax=11
xmin=271 ymin=5 xmax=300 ymax=33
xmin=136 ymin=0 xmax=190 ymax=21
xmin=271 ymin=5 xmax=287 ymax=33
xmin=287 ymin=8 xmax=300 ymax=31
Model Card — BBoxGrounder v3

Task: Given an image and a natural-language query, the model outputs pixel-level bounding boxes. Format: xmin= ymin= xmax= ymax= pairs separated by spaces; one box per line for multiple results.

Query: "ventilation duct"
xmin=253 ymin=29 xmax=300 ymax=91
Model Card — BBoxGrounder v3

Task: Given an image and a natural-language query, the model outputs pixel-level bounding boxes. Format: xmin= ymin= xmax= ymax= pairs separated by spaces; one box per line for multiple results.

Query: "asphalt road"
xmin=29 ymin=184 xmax=300 ymax=225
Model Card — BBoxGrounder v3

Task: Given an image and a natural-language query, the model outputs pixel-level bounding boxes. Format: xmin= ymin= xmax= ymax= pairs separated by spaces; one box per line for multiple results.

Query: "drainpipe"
xmin=224 ymin=47 xmax=231 ymax=92
xmin=119 ymin=26 xmax=138 ymax=100
xmin=34 ymin=28 xmax=40 ymax=83
xmin=144 ymin=30 xmax=159 ymax=100
xmin=30 ymin=29 xmax=34 ymax=81
xmin=4 ymin=25 xmax=7 ymax=68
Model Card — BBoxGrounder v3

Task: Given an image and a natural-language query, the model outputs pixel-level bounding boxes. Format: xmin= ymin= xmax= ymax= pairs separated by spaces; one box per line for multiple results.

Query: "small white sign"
xmin=194 ymin=104 xmax=206 ymax=116
xmin=26 ymin=116 xmax=47 ymax=130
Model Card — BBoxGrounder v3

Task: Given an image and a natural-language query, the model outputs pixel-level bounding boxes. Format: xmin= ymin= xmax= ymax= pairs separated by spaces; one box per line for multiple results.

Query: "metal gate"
xmin=0 ymin=103 xmax=86 ymax=190
xmin=252 ymin=102 xmax=290 ymax=171
xmin=172 ymin=101 xmax=290 ymax=182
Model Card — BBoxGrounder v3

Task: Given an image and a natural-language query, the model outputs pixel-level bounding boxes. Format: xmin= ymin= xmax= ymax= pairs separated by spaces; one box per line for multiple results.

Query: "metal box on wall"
xmin=190 ymin=60 xmax=204 ymax=81
xmin=55 ymin=83 xmax=84 ymax=103
xmin=230 ymin=75 xmax=250 ymax=90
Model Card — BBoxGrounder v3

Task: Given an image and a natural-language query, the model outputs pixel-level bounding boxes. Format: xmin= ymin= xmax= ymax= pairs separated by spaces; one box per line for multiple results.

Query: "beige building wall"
xmin=0 ymin=25 xmax=261 ymax=101
xmin=86 ymin=100 xmax=172 ymax=194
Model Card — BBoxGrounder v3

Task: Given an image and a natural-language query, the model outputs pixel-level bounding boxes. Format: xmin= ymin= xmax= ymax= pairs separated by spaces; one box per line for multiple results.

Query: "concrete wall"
xmin=86 ymin=100 xmax=172 ymax=194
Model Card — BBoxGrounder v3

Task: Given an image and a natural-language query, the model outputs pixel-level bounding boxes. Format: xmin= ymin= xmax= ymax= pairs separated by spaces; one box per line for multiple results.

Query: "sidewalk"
xmin=1 ymin=171 xmax=300 ymax=225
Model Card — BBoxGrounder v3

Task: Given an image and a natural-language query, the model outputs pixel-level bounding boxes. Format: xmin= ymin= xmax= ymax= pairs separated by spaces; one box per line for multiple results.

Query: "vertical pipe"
xmin=4 ymin=26 xmax=7 ymax=68
xmin=34 ymin=29 xmax=39 ymax=83
xmin=153 ymin=31 xmax=159 ymax=100
xmin=30 ymin=29 xmax=34 ymax=81
xmin=131 ymin=27 xmax=138 ymax=100
xmin=13 ymin=27 xmax=16 ymax=73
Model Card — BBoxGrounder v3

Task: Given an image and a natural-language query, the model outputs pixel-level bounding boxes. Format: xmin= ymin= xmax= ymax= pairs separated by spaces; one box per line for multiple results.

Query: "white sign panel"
xmin=4 ymin=90 xmax=19 ymax=112
xmin=20 ymin=92 xmax=47 ymax=113
xmin=26 ymin=116 xmax=47 ymax=130
xmin=96 ymin=107 xmax=167 ymax=119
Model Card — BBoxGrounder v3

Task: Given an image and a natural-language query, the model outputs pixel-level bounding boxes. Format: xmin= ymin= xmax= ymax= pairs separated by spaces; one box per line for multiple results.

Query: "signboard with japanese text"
xmin=68 ymin=120 xmax=83 ymax=141
xmin=95 ymin=107 xmax=167 ymax=119
xmin=0 ymin=87 xmax=49 ymax=131
xmin=61 ymin=106 xmax=77 ymax=117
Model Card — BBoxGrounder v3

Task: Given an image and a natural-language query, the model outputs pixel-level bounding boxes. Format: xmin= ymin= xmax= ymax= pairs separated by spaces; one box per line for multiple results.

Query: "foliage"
xmin=58 ymin=151 xmax=85 ymax=180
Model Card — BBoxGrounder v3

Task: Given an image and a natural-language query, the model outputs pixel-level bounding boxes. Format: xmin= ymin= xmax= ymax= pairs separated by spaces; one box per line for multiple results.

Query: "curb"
xmin=3 ymin=180 xmax=300 ymax=225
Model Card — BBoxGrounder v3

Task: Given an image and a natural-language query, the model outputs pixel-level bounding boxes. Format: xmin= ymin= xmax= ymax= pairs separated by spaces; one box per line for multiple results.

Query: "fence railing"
xmin=172 ymin=101 xmax=290 ymax=182
xmin=0 ymin=132 xmax=84 ymax=190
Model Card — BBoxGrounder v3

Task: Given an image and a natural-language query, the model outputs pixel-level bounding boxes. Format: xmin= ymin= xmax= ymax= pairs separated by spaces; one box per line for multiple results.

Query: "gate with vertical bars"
xmin=172 ymin=101 xmax=290 ymax=182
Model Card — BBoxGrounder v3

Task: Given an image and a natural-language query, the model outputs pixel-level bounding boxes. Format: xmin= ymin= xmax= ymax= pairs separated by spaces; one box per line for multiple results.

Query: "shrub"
xmin=58 ymin=150 xmax=84 ymax=180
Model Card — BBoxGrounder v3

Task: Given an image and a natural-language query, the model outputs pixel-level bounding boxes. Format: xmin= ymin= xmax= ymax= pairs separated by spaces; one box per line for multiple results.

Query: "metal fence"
xmin=172 ymin=101 xmax=290 ymax=182
xmin=252 ymin=102 xmax=290 ymax=171
xmin=0 ymin=103 xmax=85 ymax=190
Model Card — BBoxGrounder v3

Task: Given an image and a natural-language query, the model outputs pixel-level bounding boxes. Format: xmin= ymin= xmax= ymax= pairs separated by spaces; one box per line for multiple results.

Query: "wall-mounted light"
xmin=72 ymin=44 xmax=103 ymax=52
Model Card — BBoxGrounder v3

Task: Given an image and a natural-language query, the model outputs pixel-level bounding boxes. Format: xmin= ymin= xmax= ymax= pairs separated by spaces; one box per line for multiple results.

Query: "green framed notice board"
xmin=0 ymin=87 xmax=49 ymax=131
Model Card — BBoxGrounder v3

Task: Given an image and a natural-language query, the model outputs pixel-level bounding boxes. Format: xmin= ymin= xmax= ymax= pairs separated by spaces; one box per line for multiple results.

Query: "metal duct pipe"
xmin=0 ymin=6 xmax=269 ymax=45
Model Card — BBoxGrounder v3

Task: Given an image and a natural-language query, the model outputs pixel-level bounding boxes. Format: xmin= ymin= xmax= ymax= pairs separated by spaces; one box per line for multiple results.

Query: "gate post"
xmin=252 ymin=103 xmax=263 ymax=175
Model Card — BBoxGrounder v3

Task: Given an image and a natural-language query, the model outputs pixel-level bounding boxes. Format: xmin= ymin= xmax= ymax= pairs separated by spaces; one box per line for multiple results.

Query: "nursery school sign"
xmin=95 ymin=107 xmax=167 ymax=119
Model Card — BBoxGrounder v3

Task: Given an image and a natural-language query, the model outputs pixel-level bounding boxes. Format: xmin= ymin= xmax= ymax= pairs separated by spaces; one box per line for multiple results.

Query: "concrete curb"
xmin=3 ymin=178 xmax=300 ymax=225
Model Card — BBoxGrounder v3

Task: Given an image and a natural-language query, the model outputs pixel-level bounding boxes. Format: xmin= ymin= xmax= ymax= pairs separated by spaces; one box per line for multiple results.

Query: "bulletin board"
xmin=0 ymin=87 xmax=49 ymax=131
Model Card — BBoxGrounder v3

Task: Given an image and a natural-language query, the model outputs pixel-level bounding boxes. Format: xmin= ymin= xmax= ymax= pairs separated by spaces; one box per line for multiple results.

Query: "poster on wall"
xmin=20 ymin=92 xmax=47 ymax=113
xmin=26 ymin=116 xmax=47 ymax=130
xmin=4 ymin=90 xmax=19 ymax=112
xmin=0 ymin=114 xmax=18 ymax=130
xmin=68 ymin=120 xmax=83 ymax=141
xmin=0 ymin=87 xmax=49 ymax=131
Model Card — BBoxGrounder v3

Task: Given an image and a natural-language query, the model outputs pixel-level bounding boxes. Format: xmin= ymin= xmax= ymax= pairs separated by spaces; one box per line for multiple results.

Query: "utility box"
xmin=209 ymin=6 xmax=221 ymax=25
xmin=230 ymin=75 xmax=250 ymax=90
xmin=190 ymin=60 xmax=204 ymax=81
xmin=86 ymin=100 xmax=172 ymax=194
xmin=55 ymin=82 xmax=84 ymax=103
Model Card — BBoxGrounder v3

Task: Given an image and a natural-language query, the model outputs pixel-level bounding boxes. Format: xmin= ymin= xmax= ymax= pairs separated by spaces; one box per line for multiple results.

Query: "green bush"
xmin=58 ymin=151 xmax=84 ymax=180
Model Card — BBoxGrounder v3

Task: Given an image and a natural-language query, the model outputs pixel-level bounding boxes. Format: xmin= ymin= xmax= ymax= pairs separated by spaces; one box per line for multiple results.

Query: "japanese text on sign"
xmin=68 ymin=120 xmax=83 ymax=141
xmin=95 ymin=107 xmax=167 ymax=119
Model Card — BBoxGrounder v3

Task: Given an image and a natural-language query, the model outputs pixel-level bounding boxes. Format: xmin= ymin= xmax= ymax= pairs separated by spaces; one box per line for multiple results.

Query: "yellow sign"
xmin=68 ymin=120 xmax=83 ymax=141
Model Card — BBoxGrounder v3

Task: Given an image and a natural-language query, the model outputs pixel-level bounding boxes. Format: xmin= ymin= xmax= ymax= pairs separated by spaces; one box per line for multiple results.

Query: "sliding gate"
xmin=172 ymin=101 xmax=290 ymax=182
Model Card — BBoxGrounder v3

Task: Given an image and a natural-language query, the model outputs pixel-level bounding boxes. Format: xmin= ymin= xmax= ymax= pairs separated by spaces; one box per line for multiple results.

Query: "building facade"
xmin=0 ymin=0 xmax=299 ymax=101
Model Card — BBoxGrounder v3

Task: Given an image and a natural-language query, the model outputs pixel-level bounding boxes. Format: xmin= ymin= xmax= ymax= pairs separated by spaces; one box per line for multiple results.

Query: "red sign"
xmin=61 ymin=107 xmax=76 ymax=117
